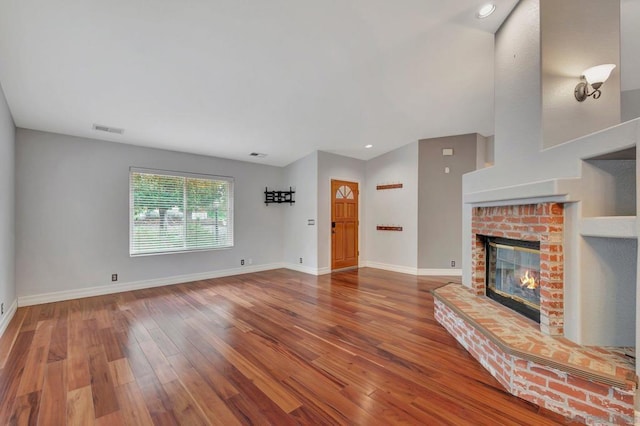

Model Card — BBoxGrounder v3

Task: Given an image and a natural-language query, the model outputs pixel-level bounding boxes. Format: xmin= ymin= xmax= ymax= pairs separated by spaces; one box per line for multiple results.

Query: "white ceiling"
xmin=0 ymin=0 xmax=637 ymax=167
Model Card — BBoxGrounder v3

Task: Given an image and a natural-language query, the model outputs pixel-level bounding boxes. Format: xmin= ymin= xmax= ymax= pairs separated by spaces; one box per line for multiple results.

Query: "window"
xmin=335 ymin=185 xmax=354 ymax=199
xmin=129 ymin=167 xmax=233 ymax=255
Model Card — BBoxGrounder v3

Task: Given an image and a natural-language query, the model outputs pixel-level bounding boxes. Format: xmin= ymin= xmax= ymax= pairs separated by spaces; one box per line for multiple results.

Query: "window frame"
xmin=129 ymin=167 xmax=234 ymax=257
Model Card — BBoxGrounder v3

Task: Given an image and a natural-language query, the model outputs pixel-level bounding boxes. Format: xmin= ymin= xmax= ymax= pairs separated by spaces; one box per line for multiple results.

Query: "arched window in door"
xmin=335 ymin=185 xmax=354 ymax=200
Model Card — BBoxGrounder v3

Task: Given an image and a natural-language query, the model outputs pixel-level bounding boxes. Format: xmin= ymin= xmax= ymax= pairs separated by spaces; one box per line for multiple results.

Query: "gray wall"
xmin=16 ymin=129 xmax=284 ymax=298
xmin=418 ymin=134 xmax=477 ymax=269
xmin=0 ymin=83 xmax=15 ymax=327
xmin=282 ymin=152 xmax=318 ymax=270
xmin=622 ymin=89 xmax=640 ymax=121
xmin=541 ymin=0 xmax=621 ymax=148
xmin=317 ymin=151 xmax=366 ymax=272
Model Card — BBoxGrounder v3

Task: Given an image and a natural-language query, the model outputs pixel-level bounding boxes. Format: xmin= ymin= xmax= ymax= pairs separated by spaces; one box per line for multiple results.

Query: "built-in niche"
xmin=580 ymin=148 xmax=636 ymax=217
xmin=574 ymin=146 xmax=637 ymax=346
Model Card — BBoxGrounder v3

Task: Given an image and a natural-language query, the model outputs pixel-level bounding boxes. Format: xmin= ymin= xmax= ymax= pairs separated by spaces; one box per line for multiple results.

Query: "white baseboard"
xmin=360 ymin=261 xmax=418 ymax=275
xmin=15 ymin=261 xmax=462 ymax=308
xmin=317 ymin=267 xmax=331 ymax=275
xmin=418 ymin=268 xmax=462 ymax=276
xmin=18 ymin=263 xmax=285 ymax=307
xmin=0 ymin=299 xmax=18 ymax=338
xmin=283 ymin=263 xmax=331 ymax=276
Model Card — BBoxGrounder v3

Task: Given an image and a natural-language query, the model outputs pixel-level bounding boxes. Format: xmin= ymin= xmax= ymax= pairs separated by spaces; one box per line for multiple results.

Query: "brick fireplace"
xmin=434 ymin=201 xmax=637 ymax=424
xmin=471 ymin=203 xmax=564 ymax=336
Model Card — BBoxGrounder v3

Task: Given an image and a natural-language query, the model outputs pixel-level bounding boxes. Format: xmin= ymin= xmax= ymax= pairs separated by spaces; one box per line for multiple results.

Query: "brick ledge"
xmin=432 ymin=283 xmax=637 ymax=391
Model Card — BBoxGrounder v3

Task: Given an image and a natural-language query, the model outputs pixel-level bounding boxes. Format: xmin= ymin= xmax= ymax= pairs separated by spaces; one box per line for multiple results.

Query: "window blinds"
xmin=129 ymin=168 xmax=234 ymax=255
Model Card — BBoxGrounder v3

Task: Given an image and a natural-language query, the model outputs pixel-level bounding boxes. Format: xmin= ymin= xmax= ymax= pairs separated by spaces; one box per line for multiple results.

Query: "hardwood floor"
xmin=0 ymin=268 xmax=574 ymax=425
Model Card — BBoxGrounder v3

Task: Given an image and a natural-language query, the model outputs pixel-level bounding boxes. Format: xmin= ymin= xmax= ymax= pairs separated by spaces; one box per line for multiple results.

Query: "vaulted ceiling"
xmin=0 ymin=1 xmax=637 ymax=166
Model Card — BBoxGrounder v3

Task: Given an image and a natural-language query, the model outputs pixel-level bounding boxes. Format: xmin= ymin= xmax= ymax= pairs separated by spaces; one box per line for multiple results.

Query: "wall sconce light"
xmin=574 ymin=64 xmax=616 ymax=102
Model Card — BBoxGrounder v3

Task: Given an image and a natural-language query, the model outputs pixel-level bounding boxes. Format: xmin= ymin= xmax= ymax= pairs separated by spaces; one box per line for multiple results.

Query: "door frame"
xmin=330 ymin=178 xmax=360 ymax=271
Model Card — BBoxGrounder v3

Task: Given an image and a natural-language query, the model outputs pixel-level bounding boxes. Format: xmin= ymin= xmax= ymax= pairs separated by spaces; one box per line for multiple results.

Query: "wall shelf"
xmin=264 ymin=187 xmax=295 ymax=205
xmin=579 ymin=216 xmax=637 ymax=239
xmin=377 ymin=225 xmax=403 ymax=231
xmin=376 ymin=183 xmax=403 ymax=190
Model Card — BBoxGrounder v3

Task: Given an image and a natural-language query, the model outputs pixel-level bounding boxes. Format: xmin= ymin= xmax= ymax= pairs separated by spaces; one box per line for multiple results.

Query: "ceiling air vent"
xmin=92 ymin=124 xmax=124 ymax=135
xmin=249 ymin=152 xmax=267 ymax=158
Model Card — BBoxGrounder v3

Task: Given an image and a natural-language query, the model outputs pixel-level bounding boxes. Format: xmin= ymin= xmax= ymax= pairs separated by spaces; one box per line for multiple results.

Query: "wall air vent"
xmin=92 ymin=124 xmax=124 ymax=135
xmin=249 ymin=152 xmax=267 ymax=158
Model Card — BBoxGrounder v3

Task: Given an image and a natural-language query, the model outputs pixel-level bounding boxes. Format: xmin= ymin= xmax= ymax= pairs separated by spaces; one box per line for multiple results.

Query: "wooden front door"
xmin=331 ymin=180 xmax=359 ymax=270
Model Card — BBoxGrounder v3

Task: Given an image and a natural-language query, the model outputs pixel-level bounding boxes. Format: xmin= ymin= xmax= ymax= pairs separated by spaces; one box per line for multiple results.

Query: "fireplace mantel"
xmin=464 ymin=177 xmax=579 ymax=205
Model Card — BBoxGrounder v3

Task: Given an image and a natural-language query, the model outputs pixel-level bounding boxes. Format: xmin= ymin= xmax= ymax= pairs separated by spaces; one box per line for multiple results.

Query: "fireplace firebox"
xmin=485 ymin=237 xmax=541 ymax=323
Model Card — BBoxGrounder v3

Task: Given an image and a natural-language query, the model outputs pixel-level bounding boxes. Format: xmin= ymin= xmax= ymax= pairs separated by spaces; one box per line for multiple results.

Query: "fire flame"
xmin=520 ymin=270 xmax=538 ymax=290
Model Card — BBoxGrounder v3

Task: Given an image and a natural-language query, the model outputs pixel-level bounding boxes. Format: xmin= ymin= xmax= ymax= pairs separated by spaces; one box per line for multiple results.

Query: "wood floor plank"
xmin=187 ymin=317 xmax=303 ymax=413
xmin=0 ymin=269 xmax=578 ymax=425
xmin=0 ymin=330 xmax=35 ymax=425
xmin=108 ymin=358 xmax=135 ymax=386
xmin=166 ymin=353 xmax=241 ymax=426
xmin=0 ymin=309 xmax=27 ymax=369
xmin=114 ymin=381 xmax=154 ymax=426
xmin=94 ymin=410 xmax=125 ymax=426
xmin=66 ymin=319 xmax=91 ymax=391
xmin=135 ymin=372 xmax=179 ymax=424
xmin=138 ymin=339 xmax=178 ymax=385
xmin=87 ymin=345 xmax=119 ymax=419
xmin=9 ymin=391 xmax=41 ymax=426
xmin=17 ymin=327 xmax=52 ymax=396
xmin=46 ymin=318 xmax=67 ymax=363
xmin=66 ymin=386 xmax=95 ymax=426
xmin=98 ymin=327 xmax=124 ymax=362
xmin=37 ymin=360 xmax=67 ymax=425
xmin=161 ymin=379 xmax=209 ymax=425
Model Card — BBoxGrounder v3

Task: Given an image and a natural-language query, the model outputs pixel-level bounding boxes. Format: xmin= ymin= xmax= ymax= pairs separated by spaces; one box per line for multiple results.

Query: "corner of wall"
xmin=0 ymin=81 xmax=16 ymax=338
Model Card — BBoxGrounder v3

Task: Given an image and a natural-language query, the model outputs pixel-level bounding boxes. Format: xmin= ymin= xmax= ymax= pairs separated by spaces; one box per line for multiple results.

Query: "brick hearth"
xmin=433 ymin=284 xmax=636 ymax=425
xmin=472 ymin=203 xmax=564 ymax=335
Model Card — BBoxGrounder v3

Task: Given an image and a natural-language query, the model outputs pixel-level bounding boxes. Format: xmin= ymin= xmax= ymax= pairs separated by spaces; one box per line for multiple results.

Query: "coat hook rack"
xmin=264 ymin=187 xmax=295 ymax=205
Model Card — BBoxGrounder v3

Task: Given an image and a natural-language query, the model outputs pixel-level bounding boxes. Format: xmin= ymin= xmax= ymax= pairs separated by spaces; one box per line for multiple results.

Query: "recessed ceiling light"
xmin=477 ymin=3 xmax=496 ymax=19
xmin=249 ymin=152 xmax=267 ymax=158
xmin=365 ymin=144 xmax=373 ymax=149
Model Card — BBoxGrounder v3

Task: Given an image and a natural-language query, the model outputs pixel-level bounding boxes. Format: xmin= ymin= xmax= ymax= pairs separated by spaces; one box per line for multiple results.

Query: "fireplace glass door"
xmin=486 ymin=237 xmax=541 ymax=323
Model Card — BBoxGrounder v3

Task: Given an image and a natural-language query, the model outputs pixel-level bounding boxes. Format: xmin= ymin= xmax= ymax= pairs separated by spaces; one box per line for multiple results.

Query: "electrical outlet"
xmin=241 ymin=259 xmax=245 ymax=266
xmin=248 ymin=258 xmax=253 ymax=265
xmin=111 ymin=273 xmax=118 ymax=282
xmin=450 ymin=260 xmax=456 ymax=267
xmin=1 ymin=303 xmax=3 ymax=315
xmin=299 ymin=257 xmax=303 ymax=264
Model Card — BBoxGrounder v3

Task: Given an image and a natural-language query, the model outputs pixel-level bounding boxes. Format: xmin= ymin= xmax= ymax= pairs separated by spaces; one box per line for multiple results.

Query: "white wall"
xmin=496 ymin=0 xmax=621 ymax=157
xmin=317 ymin=151 xmax=366 ymax=272
xmin=541 ymin=0 xmax=621 ymax=148
xmin=15 ymin=129 xmax=284 ymax=300
xmin=494 ymin=0 xmax=541 ymax=165
xmin=465 ymin=0 xmax=634 ymax=196
xmin=621 ymin=0 xmax=640 ymax=94
xmin=579 ymin=237 xmax=637 ymax=346
xmin=0 ymin=83 xmax=15 ymax=332
xmin=364 ymin=142 xmax=418 ymax=272
xmin=622 ymin=89 xmax=640 ymax=121
xmin=282 ymin=152 xmax=319 ymax=272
